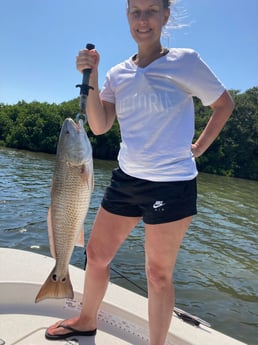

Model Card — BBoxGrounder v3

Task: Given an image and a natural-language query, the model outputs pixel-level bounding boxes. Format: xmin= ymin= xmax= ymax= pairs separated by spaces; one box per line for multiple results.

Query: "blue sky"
xmin=0 ymin=0 xmax=257 ymax=105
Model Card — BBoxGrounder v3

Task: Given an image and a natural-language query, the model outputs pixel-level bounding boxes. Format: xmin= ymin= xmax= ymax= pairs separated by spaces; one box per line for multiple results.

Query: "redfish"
xmin=35 ymin=118 xmax=93 ymax=303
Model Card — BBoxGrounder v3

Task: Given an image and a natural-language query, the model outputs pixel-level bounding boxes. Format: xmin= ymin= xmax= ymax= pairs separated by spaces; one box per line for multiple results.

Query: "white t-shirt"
xmin=100 ymin=48 xmax=225 ymax=182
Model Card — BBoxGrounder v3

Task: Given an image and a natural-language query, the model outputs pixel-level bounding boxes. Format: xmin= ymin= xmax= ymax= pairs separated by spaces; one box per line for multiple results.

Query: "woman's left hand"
xmin=191 ymin=143 xmax=202 ymax=158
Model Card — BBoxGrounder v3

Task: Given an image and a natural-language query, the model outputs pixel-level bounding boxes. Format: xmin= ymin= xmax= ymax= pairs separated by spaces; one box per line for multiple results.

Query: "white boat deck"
xmin=0 ymin=248 xmax=246 ymax=345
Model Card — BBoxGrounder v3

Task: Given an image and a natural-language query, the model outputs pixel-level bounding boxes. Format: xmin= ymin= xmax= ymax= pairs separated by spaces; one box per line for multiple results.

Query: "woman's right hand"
xmin=76 ymin=48 xmax=100 ymax=73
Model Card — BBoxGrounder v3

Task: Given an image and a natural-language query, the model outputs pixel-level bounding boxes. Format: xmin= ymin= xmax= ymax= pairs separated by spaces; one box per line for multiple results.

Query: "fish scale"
xmin=52 ymin=165 xmax=91 ymax=272
xmin=35 ymin=118 xmax=93 ymax=303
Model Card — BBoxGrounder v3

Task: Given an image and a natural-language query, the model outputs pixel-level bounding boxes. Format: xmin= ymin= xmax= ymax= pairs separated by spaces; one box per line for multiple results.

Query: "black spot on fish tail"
xmin=35 ymin=266 xmax=73 ymax=303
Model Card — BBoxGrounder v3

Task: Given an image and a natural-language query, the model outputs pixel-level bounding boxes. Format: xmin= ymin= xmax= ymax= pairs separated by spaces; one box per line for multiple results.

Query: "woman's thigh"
xmin=87 ymin=207 xmax=141 ymax=265
xmin=145 ymin=216 xmax=192 ymax=276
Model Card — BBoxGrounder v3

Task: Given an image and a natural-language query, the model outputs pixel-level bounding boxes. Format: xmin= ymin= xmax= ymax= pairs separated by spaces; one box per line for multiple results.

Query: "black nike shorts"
xmin=101 ymin=167 xmax=197 ymax=224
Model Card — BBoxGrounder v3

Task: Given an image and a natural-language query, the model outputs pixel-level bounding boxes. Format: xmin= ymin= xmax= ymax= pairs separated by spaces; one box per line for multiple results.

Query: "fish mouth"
xmin=76 ymin=119 xmax=85 ymax=129
xmin=65 ymin=118 xmax=84 ymax=132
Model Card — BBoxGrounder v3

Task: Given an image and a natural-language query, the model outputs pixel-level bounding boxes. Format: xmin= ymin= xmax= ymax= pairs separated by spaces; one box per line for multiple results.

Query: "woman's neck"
xmin=133 ymin=44 xmax=168 ymax=68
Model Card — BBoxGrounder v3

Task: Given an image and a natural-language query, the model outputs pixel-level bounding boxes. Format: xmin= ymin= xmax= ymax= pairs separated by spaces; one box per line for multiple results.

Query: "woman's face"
xmin=127 ymin=0 xmax=170 ymax=46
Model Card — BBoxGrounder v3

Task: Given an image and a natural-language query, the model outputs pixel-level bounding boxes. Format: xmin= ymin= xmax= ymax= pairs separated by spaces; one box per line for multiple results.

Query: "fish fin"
xmin=76 ymin=225 xmax=85 ymax=247
xmin=35 ymin=266 xmax=73 ymax=303
xmin=92 ymin=174 xmax=94 ymax=190
xmin=81 ymin=164 xmax=94 ymax=191
xmin=47 ymin=207 xmax=56 ymax=258
xmin=81 ymin=164 xmax=90 ymax=186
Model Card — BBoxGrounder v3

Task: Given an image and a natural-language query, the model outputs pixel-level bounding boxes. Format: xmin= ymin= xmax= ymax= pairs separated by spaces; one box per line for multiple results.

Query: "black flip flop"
xmin=45 ymin=322 xmax=97 ymax=340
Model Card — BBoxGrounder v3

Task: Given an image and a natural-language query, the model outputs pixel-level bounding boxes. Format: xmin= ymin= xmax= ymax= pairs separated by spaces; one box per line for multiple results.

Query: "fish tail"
xmin=35 ymin=266 xmax=73 ymax=303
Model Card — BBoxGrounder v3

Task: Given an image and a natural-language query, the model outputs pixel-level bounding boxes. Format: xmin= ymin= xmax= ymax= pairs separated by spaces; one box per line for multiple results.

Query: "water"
xmin=0 ymin=147 xmax=257 ymax=344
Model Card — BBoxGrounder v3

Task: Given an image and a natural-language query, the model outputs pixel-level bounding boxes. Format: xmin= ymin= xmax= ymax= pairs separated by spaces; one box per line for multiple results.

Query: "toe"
xmin=46 ymin=320 xmax=68 ymax=336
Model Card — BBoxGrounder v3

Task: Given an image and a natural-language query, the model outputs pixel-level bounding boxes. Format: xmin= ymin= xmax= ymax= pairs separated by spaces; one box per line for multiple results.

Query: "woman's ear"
xmin=163 ymin=8 xmax=170 ymax=26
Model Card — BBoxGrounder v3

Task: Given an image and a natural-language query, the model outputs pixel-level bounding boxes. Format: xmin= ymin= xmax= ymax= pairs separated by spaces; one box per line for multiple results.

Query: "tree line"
xmin=0 ymin=87 xmax=257 ymax=180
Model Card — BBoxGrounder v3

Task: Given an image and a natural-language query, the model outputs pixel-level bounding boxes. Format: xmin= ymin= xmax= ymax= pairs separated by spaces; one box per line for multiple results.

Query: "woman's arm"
xmin=76 ymin=48 xmax=116 ymax=135
xmin=191 ymin=90 xmax=235 ymax=158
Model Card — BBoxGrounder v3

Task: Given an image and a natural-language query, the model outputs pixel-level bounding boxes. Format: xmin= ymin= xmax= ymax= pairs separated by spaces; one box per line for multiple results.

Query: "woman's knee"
xmin=146 ymin=263 xmax=173 ymax=291
xmin=86 ymin=240 xmax=113 ymax=268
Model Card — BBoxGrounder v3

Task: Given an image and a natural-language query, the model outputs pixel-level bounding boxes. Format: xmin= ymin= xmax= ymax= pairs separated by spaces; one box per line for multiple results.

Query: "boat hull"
xmin=0 ymin=248 xmax=246 ymax=345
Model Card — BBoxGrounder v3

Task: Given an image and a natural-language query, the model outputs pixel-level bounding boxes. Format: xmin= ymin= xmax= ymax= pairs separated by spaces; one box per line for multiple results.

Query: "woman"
xmin=46 ymin=0 xmax=234 ymax=343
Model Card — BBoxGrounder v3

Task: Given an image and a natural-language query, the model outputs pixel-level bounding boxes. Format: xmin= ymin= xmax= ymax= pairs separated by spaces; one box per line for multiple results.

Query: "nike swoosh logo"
xmin=153 ymin=201 xmax=166 ymax=209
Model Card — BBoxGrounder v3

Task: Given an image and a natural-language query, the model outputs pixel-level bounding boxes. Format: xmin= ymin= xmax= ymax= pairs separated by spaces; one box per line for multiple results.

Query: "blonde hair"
xmin=162 ymin=0 xmax=173 ymax=9
xmin=127 ymin=0 xmax=173 ymax=9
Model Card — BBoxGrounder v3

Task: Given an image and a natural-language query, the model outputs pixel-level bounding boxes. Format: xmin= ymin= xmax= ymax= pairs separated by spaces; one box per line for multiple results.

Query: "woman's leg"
xmin=46 ymin=207 xmax=140 ymax=336
xmin=145 ymin=216 xmax=192 ymax=345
